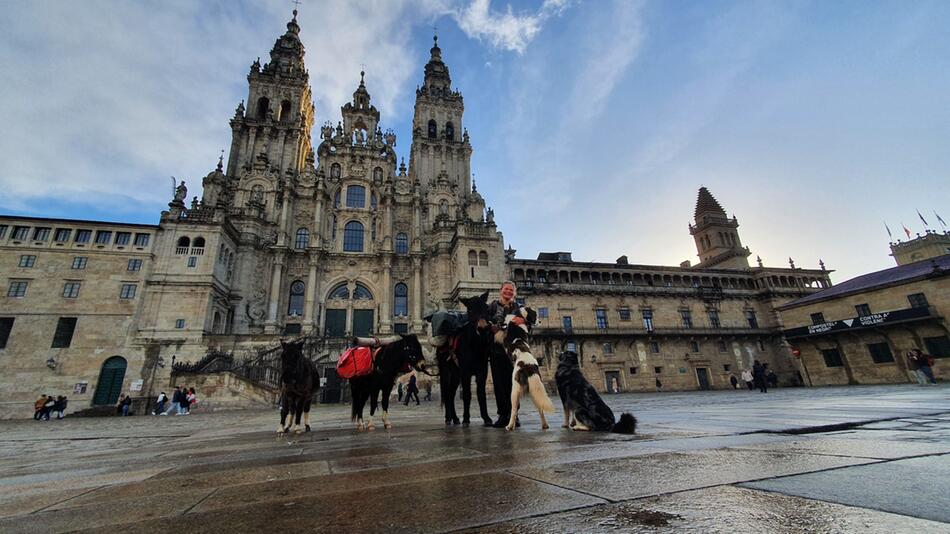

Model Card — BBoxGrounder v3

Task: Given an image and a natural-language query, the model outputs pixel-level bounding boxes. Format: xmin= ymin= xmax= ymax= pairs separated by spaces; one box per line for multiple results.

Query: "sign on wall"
xmin=130 ymin=379 xmax=144 ymax=392
xmin=783 ymin=306 xmax=930 ymax=339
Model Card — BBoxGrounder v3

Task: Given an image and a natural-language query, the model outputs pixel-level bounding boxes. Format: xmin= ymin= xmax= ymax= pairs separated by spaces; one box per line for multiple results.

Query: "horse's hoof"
xmin=294 ymin=427 xmax=302 ymax=434
xmin=483 ymin=418 xmax=493 ymax=427
xmin=462 ymin=420 xmax=470 ymax=428
xmin=561 ymin=423 xmax=569 ymax=429
xmin=305 ymin=425 xmax=311 ymax=432
xmin=542 ymin=423 xmax=549 ymax=430
xmin=453 ymin=418 xmax=461 ymax=425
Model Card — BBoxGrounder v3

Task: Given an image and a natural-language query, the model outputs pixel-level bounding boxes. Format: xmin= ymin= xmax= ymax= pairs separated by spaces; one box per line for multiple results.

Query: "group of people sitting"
xmin=33 ymin=394 xmax=68 ymax=420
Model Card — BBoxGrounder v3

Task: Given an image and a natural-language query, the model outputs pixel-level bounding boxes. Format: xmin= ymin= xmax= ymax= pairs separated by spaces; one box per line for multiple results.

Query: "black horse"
xmin=349 ymin=334 xmax=426 ymax=431
xmin=439 ymin=292 xmax=493 ymax=427
xmin=277 ymin=339 xmax=319 ymax=435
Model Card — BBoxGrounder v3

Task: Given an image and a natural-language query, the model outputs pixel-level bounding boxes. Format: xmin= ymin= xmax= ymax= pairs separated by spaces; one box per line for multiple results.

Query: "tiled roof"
xmin=780 ymin=254 xmax=950 ymax=309
xmin=695 ymin=187 xmax=727 ymax=220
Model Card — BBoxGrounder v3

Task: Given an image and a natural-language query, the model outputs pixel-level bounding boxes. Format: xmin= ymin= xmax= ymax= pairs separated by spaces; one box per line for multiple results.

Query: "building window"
xmin=0 ymin=317 xmax=13 ymax=349
xmin=174 ymin=319 xmax=186 ymax=329
xmin=352 ymin=283 xmax=373 ymax=300
xmin=908 ymin=293 xmax=929 ymax=309
xmin=346 ymin=185 xmax=366 ymax=208
xmin=708 ymin=310 xmax=721 ymax=328
xmin=603 ymin=342 xmax=613 ymax=355
xmin=629 ymin=366 xmax=638 ymax=374
xmin=654 ymin=366 xmax=663 ymax=374
xmin=7 ymin=281 xmax=28 ymax=298
xmin=923 ymin=336 xmax=950 ymax=358
xmin=619 ymin=307 xmax=631 ymax=321
xmin=95 ymin=231 xmax=112 ymax=244
xmin=33 ymin=227 xmax=51 ymax=241
xmin=394 ymin=283 xmax=409 ymax=316
xmin=120 ymin=284 xmax=137 ymax=299
xmin=115 ymin=232 xmax=131 ymax=245
xmin=11 ymin=226 xmax=30 ymax=241
xmin=0 ymin=225 xmax=7 ymax=239
xmin=287 ymin=280 xmax=305 ymax=316
xmin=18 ymin=255 xmax=36 ymax=268
xmin=62 ymin=282 xmax=81 ymax=299
xmin=343 ymin=221 xmax=364 ymax=252
xmin=51 ymin=317 xmax=77 ymax=348
xmin=595 ymin=309 xmax=608 ymax=329
xmin=53 ymin=228 xmax=71 ymax=242
xmin=821 ymin=348 xmax=844 ymax=367
xmin=445 ymin=122 xmax=455 ymax=141
xmin=745 ymin=310 xmax=758 ymax=328
xmin=295 ymin=228 xmax=310 ymax=249
xmin=75 ymin=229 xmax=92 ymax=243
xmin=810 ymin=313 xmax=825 ymax=325
xmin=867 ymin=342 xmax=894 ymax=363
xmin=724 ymin=364 xmax=732 ymax=372
xmin=562 ymin=316 xmax=573 ymax=332
xmin=690 ymin=340 xmax=699 ymax=352
xmin=681 ymin=309 xmax=693 ymax=328
xmin=855 ymin=304 xmax=871 ymax=317
xmin=328 ymin=284 xmax=350 ymax=300
xmin=641 ymin=309 xmax=653 ymax=331
xmin=566 ymin=341 xmax=577 ymax=353
xmin=187 ymin=256 xmax=198 ymax=268
xmin=428 ymin=119 xmax=437 ymax=138
xmin=72 ymin=257 xmax=87 ymax=269
xmin=127 ymin=259 xmax=142 ymax=271
xmin=468 ymin=250 xmax=477 ymax=265
xmin=133 ymin=233 xmax=150 ymax=247
xmin=650 ymin=341 xmax=660 ymax=353
xmin=718 ymin=340 xmax=728 ymax=353
xmin=395 ymin=233 xmax=409 ymax=254
xmin=538 ymin=307 xmax=549 ymax=319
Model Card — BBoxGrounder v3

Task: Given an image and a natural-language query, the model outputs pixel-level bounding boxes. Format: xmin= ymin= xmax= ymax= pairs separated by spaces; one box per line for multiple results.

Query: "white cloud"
xmin=454 ymin=0 xmax=570 ymax=53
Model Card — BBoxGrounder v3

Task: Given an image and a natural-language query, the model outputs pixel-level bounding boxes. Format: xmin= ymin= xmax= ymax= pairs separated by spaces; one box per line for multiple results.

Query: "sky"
xmin=1 ymin=0 xmax=948 ymax=282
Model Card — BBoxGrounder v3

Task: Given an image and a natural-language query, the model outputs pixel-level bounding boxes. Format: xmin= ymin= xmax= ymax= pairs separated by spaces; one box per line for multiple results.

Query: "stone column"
xmin=244 ymin=129 xmax=258 ymax=170
xmin=412 ymin=257 xmax=423 ymax=332
xmin=278 ymin=191 xmax=291 ymax=246
xmin=379 ymin=256 xmax=393 ymax=333
xmin=313 ymin=184 xmax=324 ymax=241
xmin=264 ymin=253 xmax=285 ymax=334
xmin=303 ymin=255 xmax=318 ymax=330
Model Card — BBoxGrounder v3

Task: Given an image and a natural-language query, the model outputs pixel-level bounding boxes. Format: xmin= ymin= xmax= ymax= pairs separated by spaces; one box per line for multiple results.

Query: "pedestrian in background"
xmin=41 ymin=395 xmax=56 ymax=420
xmin=753 ymin=360 xmax=767 ymax=393
xmin=34 ymin=394 xmax=47 ymax=420
xmin=153 ymin=391 xmax=167 ymax=415
xmin=424 ymin=381 xmax=432 ymax=401
xmin=404 ymin=374 xmax=420 ymax=406
xmin=911 ymin=349 xmax=937 ymax=385
xmin=119 ymin=394 xmax=132 ymax=416
xmin=53 ymin=396 xmax=67 ymax=419
xmin=742 ymin=369 xmax=754 ymax=390
xmin=162 ymin=386 xmax=182 ymax=416
xmin=729 ymin=374 xmax=739 ymax=389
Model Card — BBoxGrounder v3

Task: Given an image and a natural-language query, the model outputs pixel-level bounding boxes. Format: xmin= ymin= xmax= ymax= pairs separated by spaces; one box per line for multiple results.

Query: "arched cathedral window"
xmin=353 ymin=283 xmax=373 ymax=300
xmin=427 ymin=119 xmax=437 ymax=139
xmin=395 ymin=233 xmax=409 ymax=255
xmin=328 ymin=283 xmax=350 ymax=300
xmin=256 ymin=97 xmax=270 ymax=119
xmin=479 ymin=251 xmax=488 ymax=266
xmin=394 ymin=283 xmax=408 ymax=317
xmin=287 ymin=280 xmax=305 ymax=316
xmin=343 ymin=221 xmax=364 ymax=252
xmin=279 ymin=100 xmax=292 ymax=122
xmin=468 ymin=250 xmax=477 ymax=266
xmin=445 ymin=122 xmax=454 ymax=141
xmin=295 ymin=228 xmax=309 ymax=249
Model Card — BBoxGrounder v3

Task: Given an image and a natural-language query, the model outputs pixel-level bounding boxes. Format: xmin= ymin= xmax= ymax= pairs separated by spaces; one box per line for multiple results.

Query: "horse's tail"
xmin=526 ymin=373 xmax=555 ymax=413
xmin=611 ymin=413 xmax=637 ymax=434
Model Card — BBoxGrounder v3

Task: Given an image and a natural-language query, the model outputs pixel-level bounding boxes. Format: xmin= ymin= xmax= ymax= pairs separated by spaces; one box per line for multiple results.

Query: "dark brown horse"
xmin=277 ymin=339 xmax=319 ymax=434
xmin=438 ymin=292 xmax=493 ymax=427
xmin=349 ymin=334 xmax=426 ymax=430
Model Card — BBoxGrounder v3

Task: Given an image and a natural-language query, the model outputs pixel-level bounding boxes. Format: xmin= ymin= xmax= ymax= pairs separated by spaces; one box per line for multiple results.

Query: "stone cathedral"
xmin=0 ymin=13 xmax=834 ymax=416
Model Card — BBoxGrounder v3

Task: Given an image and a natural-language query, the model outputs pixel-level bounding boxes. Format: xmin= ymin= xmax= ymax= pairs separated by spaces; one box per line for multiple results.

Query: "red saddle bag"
xmin=337 ymin=347 xmax=374 ymax=379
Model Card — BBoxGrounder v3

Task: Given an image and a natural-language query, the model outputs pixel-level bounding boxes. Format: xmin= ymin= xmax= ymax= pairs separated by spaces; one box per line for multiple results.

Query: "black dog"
xmin=555 ymin=351 xmax=636 ymax=434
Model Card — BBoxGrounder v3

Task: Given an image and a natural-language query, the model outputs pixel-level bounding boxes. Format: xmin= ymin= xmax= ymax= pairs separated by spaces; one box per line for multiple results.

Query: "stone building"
xmin=777 ymin=254 xmax=949 ymax=386
xmin=890 ymin=230 xmax=950 ymax=266
xmin=0 ymin=14 xmax=832 ymax=417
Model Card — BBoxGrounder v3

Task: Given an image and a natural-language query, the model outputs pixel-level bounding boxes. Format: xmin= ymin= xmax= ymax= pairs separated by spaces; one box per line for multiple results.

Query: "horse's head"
xmin=280 ymin=339 xmax=305 ymax=371
xmin=397 ymin=334 xmax=428 ymax=372
xmin=460 ymin=291 xmax=490 ymax=329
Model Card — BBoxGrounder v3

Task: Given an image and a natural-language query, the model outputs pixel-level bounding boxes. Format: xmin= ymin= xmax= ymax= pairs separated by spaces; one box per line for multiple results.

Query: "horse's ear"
xmin=280 ymin=340 xmax=287 ymax=349
xmin=479 ymin=291 xmax=489 ymax=303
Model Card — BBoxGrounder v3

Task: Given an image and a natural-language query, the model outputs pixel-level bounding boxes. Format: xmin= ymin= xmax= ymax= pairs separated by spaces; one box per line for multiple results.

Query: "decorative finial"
xmin=360 ymin=66 xmax=365 ymax=84
xmin=472 ymin=173 xmax=477 ymax=192
xmin=756 ymin=255 xmax=763 ymax=267
xmin=217 ymin=150 xmax=224 ymax=171
xmin=292 ymin=0 xmax=301 ymax=18
xmin=788 ymin=257 xmax=796 ymax=269
xmin=819 ymin=259 xmax=826 ymax=271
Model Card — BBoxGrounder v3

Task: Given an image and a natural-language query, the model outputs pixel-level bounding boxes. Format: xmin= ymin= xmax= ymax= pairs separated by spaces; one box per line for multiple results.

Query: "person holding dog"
xmin=488 ymin=281 xmax=520 ymax=428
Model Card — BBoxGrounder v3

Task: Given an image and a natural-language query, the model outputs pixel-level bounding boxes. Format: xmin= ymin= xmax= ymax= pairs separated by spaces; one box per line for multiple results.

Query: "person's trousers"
xmin=919 ymin=365 xmax=937 ymax=384
xmin=745 ymin=381 xmax=754 ymax=390
xmin=404 ymin=390 xmax=419 ymax=405
xmin=490 ymin=349 xmax=513 ymax=421
xmin=164 ymin=402 xmax=179 ymax=415
xmin=155 ymin=401 xmax=165 ymax=414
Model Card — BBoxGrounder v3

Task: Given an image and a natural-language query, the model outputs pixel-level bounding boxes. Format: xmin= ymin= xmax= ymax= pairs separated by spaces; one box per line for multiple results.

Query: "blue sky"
xmin=1 ymin=0 xmax=948 ymax=281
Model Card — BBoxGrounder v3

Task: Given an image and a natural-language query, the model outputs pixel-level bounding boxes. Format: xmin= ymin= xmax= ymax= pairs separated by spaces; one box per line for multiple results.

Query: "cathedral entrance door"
xmin=696 ymin=367 xmax=711 ymax=390
xmin=325 ymin=309 xmax=346 ymax=337
xmin=93 ymin=356 xmax=127 ymax=405
xmin=352 ymin=309 xmax=374 ymax=337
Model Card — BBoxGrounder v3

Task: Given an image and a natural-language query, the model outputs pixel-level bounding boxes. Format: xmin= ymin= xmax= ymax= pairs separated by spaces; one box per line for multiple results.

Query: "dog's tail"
xmin=526 ymin=373 xmax=556 ymax=413
xmin=611 ymin=413 xmax=637 ymax=434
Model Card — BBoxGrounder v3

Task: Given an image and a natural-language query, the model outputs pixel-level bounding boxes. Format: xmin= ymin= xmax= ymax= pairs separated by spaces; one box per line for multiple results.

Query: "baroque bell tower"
xmin=689 ymin=187 xmax=751 ymax=269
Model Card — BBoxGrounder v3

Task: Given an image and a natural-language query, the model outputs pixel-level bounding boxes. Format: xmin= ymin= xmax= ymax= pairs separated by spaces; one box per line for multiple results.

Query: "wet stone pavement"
xmin=0 ymin=384 xmax=948 ymax=533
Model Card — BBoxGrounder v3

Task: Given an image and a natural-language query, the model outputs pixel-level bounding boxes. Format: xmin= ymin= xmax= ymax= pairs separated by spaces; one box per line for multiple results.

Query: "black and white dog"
xmin=501 ymin=307 xmax=554 ymax=431
xmin=555 ymin=351 xmax=636 ymax=434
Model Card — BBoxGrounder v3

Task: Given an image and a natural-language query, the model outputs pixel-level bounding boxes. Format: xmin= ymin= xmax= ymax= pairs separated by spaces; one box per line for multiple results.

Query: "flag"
xmin=902 ymin=223 xmax=911 ymax=239
xmin=917 ymin=210 xmax=929 ymax=227
xmin=936 ymin=210 xmax=947 ymax=228
xmin=884 ymin=222 xmax=893 ymax=240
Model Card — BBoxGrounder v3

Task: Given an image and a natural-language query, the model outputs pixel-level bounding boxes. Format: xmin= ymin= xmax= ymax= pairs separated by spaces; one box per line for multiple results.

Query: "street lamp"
xmin=45 ymin=357 xmax=57 ymax=370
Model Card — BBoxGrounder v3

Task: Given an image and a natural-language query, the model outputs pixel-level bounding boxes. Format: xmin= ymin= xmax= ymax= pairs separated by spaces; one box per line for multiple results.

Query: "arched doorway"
xmin=93 ymin=356 xmax=127 ymax=405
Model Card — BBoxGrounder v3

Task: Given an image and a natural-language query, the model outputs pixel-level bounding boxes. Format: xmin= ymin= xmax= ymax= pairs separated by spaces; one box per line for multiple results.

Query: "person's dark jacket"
xmin=171 ymin=389 xmax=183 ymax=403
xmin=487 ymin=300 xmax=520 ymax=328
xmin=407 ymin=374 xmax=418 ymax=393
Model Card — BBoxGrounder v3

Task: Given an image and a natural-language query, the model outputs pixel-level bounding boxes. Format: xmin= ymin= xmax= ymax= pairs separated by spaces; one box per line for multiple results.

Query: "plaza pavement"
xmin=0 ymin=384 xmax=948 ymax=533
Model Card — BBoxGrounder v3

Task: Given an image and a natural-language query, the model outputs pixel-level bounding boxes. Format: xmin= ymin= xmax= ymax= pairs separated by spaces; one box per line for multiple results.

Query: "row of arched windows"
xmin=468 ymin=250 xmax=489 ymax=266
xmin=427 ymin=119 xmax=455 ymax=141
xmin=289 ymin=281 xmax=410 ymax=318
xmin=255 ymin=97 xmax=293 ymax=122
xmin=333 ymin=185 xmax=377 ymax=210
xmin=292 ymin=224 xmax=408 ymax=254
xmin=329 ymin=164 xmax=385 ymax=183
xmin=699 ymin=232 xmax=738 ymax=252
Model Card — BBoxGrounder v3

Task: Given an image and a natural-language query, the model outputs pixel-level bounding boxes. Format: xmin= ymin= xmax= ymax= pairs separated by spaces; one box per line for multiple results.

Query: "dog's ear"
xmin=525 ymin=307 xmax=537 ymax=325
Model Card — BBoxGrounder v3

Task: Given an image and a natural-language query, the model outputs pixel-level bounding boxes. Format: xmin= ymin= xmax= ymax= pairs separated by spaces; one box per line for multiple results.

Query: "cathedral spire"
xmin=694 ymin=186 xmax=727 ymax=220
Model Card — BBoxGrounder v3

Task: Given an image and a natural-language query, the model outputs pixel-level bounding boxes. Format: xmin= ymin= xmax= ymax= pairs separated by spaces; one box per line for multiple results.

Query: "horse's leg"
xmin=367 ymin=387 xmax=378 ymax=431
xmin=353 ymin=382 xmax=366 ymax=431
xmin=439 ymin=360 xmax=452 ymax=424
xmin=382 ymin=384 xmax=393 ymax=429
xmin=449 ymin=370 xmax=461 ymax=425
xmin=475 ymin=362 xmax=492 ymax=426
xmin=460 ymin=372 xmax=472 ymax=427
xmin=278 ymin=399 xmax=289 ymax=434
xmin=303 ymin=399 xmax=312 ymax=432
xmin=292 ymin=398 xmax=303 ymax=433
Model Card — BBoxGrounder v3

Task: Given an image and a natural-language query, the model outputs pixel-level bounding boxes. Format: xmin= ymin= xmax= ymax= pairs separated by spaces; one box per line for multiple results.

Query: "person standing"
xmin=488 ymin=281 xmax=520 ymax=428
xmin=397 ymin=381 xmax=404 ymax=402
xmin=912 ymin=349 xmax=937 ymax=385
xmin=34 ymin=394 xmax=47 ymax=420
xmin=52 ymin=396 xmax=67 ymax=419
xmin=424 ymin=381 xmax=432 ymax=401
xmin=162 ymin=386 xmax=182 ymax=416
xmin=753 ymin=360 xmax=767 ymax=393
xmin=741 ymin=368 xmax=754 ymax=390
xmin=119 ymin=394 xmax=132 ymax=416
xmin=153 ymin=391 xmax=167 ymax=415
xmin=729 ymin=374 xmax=739 ymax=389
xmin=41 ymin=395 xmax=56 ymax=421
xmin=404 ymin=374 xmax=420 ymax=406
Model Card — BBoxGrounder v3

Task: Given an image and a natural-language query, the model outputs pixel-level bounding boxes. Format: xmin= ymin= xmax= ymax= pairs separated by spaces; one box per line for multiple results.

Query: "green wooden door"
xmin=352 ymin=309 xmax=374 ymax=337
xmin=324 ymin=309 xmax=347 ymax=337
xmin=93 ymin=356 xmax=127 ymax=405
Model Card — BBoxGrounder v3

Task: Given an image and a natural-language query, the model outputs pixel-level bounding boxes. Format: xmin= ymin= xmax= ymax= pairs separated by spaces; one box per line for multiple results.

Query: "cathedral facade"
xmin=0 ymin=15 xmax=831 ymax=416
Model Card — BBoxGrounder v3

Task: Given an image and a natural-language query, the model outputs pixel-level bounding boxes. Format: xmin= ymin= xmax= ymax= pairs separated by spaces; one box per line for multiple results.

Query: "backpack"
xmin=337 ymin=347 xmax=375 ymax=380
